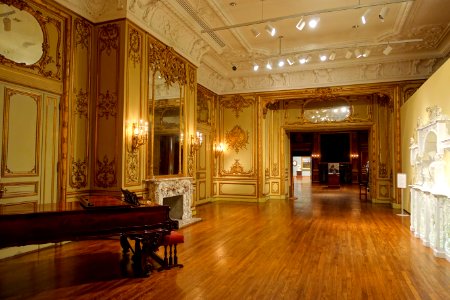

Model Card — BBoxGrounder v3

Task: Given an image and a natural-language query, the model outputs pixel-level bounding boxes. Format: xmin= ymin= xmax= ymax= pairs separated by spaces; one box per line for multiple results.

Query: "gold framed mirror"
xmin=147 ymin=38 xmax=187 ymax=177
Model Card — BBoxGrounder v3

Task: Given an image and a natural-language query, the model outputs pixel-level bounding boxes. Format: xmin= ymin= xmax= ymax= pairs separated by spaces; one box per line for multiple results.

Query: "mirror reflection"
xmin=304 ymin=98 xmax=350 ymax=123
xmin=0 ymin=4 xmax=43 ymax=65
xmin=149 ymin=72 xmax=184 ymax=176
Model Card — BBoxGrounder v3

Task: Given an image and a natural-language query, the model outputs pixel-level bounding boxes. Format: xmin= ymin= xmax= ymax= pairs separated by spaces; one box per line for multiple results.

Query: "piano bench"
xmin=162 ymin=231 xmax=184 ymax=269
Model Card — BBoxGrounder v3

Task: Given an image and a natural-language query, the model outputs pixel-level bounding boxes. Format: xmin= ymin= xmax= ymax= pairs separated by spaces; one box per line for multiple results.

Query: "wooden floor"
xmin=1 ymin=179 xmax=449 ymax=299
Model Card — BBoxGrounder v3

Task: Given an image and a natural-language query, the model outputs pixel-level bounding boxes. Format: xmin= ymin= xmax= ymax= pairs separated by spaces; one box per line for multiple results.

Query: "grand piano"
xmin=0 ymin=194 xmax=178 ymax=276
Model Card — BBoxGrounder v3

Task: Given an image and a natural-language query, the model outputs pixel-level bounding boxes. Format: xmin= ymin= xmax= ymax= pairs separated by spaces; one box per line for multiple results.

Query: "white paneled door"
xmin=0 ymin=82 xmax=59 ymax=212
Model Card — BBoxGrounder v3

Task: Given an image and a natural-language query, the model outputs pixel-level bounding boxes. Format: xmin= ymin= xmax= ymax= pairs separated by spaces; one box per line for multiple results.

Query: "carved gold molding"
xmin=128 ymin=27 xmax=141 ymax=67
xmin=98 ymin=23 xmax=119 ymax=56
xmin=148 ymin=37 xmax=186 ymax=86
xmin=74 ymin=88 xmax=89 ymax=118
xmin=69 ymin=158 xmax=87 ymax=189
xmin=95 ymin=155 xmax=117 ymax=188
xmin=197 ymin=87 xmax=213 ymax=126
xmin=225 ymin=125 xmax=248 ymax=153
xmin=97 ymin=90 xmax=117 ymax=119
xmin=0 ymin=0 xmax=63 ymax=80
xmin=221 ymin=159 xmax=253 ymax=176
xmin=74 ymin=18 xmax=91 ymax=50
xmin=221 ymin=95 xmax=253 ymax=118
xmin=126 ymin=151 xmax=139 ymax=185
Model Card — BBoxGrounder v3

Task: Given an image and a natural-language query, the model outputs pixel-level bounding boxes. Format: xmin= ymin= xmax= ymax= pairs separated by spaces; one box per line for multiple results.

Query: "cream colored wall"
xmin=400 ymin=58 xmax=450 ymax=212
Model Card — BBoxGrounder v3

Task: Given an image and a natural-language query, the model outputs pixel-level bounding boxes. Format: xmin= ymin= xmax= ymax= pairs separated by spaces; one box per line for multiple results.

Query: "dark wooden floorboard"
xmin=1 ymin=180 xmax=449 ymax=299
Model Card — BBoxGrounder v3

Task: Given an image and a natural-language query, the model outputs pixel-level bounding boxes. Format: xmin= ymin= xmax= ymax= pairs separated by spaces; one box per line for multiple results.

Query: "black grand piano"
xmin=0 ymin=194 xmax=178 ymax=276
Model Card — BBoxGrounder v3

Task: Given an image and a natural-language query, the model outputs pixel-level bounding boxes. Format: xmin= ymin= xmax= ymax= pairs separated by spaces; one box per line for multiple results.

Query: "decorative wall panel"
xmin=69 ymin=17 xmax=93 ymax=190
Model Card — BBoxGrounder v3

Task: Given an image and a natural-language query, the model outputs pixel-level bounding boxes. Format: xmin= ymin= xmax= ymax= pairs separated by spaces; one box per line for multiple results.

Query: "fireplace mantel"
xmin=144 ymin=177 xmax=200 ymax=227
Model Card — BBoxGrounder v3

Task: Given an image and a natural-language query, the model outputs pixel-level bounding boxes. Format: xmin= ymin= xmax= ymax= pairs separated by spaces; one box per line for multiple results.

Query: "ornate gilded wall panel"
xmin=124 ymin=24 xmax=145 ymax=186
xmin=197 ymin=85 xmax=213 ymax=126
xmin=94 ymin=22 xmax=121 ymax=188
xmin=1 ymin=88 xmax=40 ymax=177
xmin=69 ymin=17 xmax=93 ymax=190
xmin=219 ymin=94 xmax=256 ymax=178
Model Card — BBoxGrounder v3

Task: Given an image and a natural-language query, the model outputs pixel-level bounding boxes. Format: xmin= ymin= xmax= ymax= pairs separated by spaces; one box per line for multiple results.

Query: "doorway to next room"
xmin=290 ymin=131 xmax=369 ymax=197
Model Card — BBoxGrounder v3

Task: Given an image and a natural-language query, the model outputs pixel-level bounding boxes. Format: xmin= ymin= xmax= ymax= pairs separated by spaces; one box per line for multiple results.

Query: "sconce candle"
xmin=131 ymin=119 xmax=149 ymax=150
xmin=190 ymin=131 xmax=203 ymax=155
xmin=214 ymin=143 xmax=225 ymax=157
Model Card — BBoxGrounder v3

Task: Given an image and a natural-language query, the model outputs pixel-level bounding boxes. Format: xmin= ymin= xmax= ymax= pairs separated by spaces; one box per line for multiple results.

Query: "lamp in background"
xmin=190 ymin=131 xmax=203 ymax=155
xmin=383 ymin=44 xmax=393 ymax=55
xmin=296 ymin=17 xmax=306 ymax=31
xmin=131 ymin=120 xmax=148 ymax=150
xmin=265 ymin=23 xmax=276 ymax=36
xmin=361 ymin=9 xmax=371 ymax=24
xmin=214 ymin=143 xmax=225 ymax=157
xmin=350 ymin=153 xmax=359 ymax=159
xmin=311 ymin=153 xmax=320 ymax=159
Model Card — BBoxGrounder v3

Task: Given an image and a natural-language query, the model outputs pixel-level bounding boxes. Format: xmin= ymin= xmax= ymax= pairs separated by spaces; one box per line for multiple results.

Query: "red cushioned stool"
xmin=162 ymin=230 xmax=184 ymax=269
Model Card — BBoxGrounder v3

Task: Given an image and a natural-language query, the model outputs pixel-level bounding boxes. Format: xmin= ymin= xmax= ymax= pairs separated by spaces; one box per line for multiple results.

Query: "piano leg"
xmin=120 ymin=233 xmax=133 ymax=254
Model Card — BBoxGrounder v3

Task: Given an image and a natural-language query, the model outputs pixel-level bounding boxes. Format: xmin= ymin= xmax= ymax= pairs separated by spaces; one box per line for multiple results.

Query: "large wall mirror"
xmin=0 ymin=2 xmax=44 ymax=65
xmin=147 ymin=39 xmax=187 ymax=177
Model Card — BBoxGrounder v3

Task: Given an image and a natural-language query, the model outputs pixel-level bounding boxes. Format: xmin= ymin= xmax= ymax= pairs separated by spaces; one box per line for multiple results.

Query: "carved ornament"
xmin=126 ymin=151 xmax=139 ymax=184
xmin=221 ymin=95 xmax=253 ymax=118
xmin=222 ymin=159 xmax=253 ymax=176
xmin=70 ymin=158 xmax=87 ymax=189
xmin=74 ymin=18 xmax=91 ymax=50
xmin=74 ymin=88 xmax=89 ymax=118
xmin=148 ymin=38 xmax=186 ymax=86
xmin=225 ymin=125 xmax=249 ymax=153
xmin=0 ymin=0 xmax=62 ymax=80
xmin=128 ymin=27 xmax=141 ymax=67
xmin=95 ymin=155 xmax=116 ymax=188
xmin=97 ymin=90 xmax=117 ymax=119
xmin=98 ymin=23 xmax=119 ymax=56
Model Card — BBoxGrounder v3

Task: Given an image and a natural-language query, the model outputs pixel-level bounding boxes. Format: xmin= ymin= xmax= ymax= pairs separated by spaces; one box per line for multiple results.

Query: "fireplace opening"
xmin=163 ymin=195 xmax=183 ymax=220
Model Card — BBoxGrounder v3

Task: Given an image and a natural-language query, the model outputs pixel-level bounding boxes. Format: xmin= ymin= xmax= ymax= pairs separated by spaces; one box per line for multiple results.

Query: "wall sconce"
xmin=214 ymin=143 xmax=225 ymax=157
xmin=311 ymin=153 xmax=320 ymax=159
xmin=131 ymin=119 xmax=148 ymax=150
xmin=190 ymin=131 xmax=203 ymax=155
xmin=350 ymin=153 xmax=359 ymax=159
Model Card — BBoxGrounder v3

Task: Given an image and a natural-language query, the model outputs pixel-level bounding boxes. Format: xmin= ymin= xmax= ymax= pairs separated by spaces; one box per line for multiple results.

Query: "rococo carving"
xmin=225 ymin=125 xmax=249 ymax=153
xmin=95 ymin=155 xmax=116 ymax=188
xmin=126 ymin=151 xmax=139 ymax=184
xmin=222 ymin=159 xmax=253 ymax=175
xmin=97 ymin=90 xmax=117 ymax=119
xmin=128 ymin=27 xmax=141 ymax=67
xmin=74 ymin=18 xmax=91 ymax=50
xmin=74 ymin=88 xmax=89 ymax=118
xmin=70 ymin=158 xmax=87 ymax=189
xmin=98 ymin=23 xmax=119 ymax=56
xmin=148 ymin=37 xmax=186 ymax=86
xmin=0 ymin=0 xmax=63 ymax=80
xmin=221 ymin=95 xmax=253 ymax=118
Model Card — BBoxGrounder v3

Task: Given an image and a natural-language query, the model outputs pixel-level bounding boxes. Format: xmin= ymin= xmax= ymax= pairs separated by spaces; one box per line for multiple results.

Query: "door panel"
xmin=0 ymin=83 xmax=59 ymax=209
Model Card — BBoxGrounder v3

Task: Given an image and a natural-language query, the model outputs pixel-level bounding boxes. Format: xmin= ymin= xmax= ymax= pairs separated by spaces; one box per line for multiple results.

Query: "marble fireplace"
xmin=144 ymin=177 xmax=201 ymax=227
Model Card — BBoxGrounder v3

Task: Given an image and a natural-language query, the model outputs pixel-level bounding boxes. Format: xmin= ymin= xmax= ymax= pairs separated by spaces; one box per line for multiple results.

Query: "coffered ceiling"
xmin=55 ymin=0 xmax=450 ymax=94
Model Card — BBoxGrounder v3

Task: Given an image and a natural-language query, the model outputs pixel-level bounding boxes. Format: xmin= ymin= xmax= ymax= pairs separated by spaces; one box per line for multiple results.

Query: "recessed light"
xmin=229 ymin=2 xmax=237 ymax=7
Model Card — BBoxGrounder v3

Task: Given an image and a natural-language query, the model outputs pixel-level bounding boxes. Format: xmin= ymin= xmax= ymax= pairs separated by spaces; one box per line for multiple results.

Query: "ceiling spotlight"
xmin=296 ymin=17 xmax=306 ymax=31
xmin=308 ymin=17 xmax=320 ymax=29
xmin=266 ymin=61 xmax=272 ymax=70
xmin=319 ymin=54 xmax=327 ymax=62
xmin=299 ymin=57 xmax=307 ymax=64
xmin=361 ymin=9 xmax=371 ymax=25
xmin=278 ymin=58 xmax=285 ymax=67
xmin=253 ymin=63 xmax=259 ymax=71
xmin=355 ymin=49 xmax=362 ymax=58
xmin=265 ymin=23 xmax=276 ymax=36
xmin=363 ymin=49 xmax=370 ymax=57
xmin=287 ymin=57 xmax=295 ymax=65
xmin=328 ymin=52 xmax=336 ymax=61
xmin=383 ymin=44 xmax=393 ymax=55
xmin=251 ymin=27 xmax=260 ymax=38
xmin=379 ymin=6 xmax=389 ymax=22
xmin=345 ymin=50 xmax=352 ymax=59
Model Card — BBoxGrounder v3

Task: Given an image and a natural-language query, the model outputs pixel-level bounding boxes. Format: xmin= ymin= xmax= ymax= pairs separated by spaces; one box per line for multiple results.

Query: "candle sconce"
xmin=190 ymin=131 xmax=203 ymax=155
xmin=131 ymin=120 xmax=149 ymax=150
xmin=214 ymin=143 xmax=225 ymax=157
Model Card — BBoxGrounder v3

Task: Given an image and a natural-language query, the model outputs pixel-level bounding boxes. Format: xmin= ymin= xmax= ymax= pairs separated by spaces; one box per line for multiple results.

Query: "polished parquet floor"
xmin=0 ymin=178 xmax=449 ymax=299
